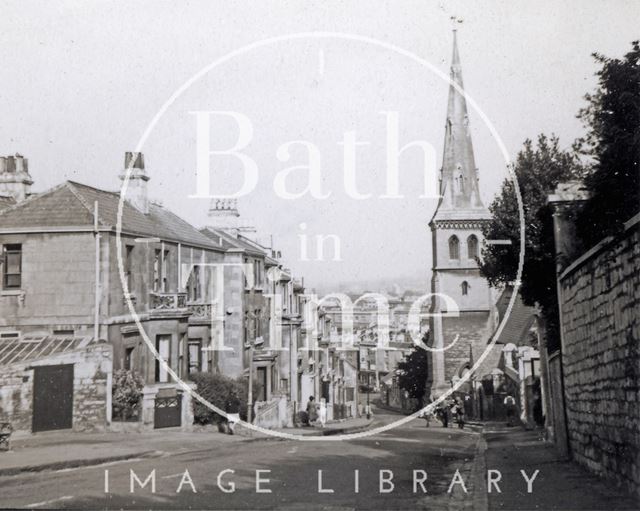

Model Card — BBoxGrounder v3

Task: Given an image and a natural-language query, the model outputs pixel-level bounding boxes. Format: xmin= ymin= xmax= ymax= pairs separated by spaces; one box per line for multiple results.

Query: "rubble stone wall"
xmin=559 ymin=214 xmax=639 ymax=498
xmin=0 ymin=343 xmax=112 ymax=433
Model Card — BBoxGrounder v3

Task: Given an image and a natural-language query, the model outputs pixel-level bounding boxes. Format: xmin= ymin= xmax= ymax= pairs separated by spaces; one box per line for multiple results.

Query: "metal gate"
xmin=32 ymin=364 xmax=74 ymax=432
xmin=154 ymin=394 xmax=182 ymax=428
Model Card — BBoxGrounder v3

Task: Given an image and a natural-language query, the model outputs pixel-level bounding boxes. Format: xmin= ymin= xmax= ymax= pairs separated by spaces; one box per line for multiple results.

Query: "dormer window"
xmin=449 ymin=236 xmax=460 ymax=260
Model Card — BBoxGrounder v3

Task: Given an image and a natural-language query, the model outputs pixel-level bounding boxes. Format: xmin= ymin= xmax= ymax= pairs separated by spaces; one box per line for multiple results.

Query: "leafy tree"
xmin=479 ymin=135 xmax=584 ymax=352
xmin=576 ymin=41 xmax=640 ymax=247
xmin=397 ymin=337 xmax=430 ymax=408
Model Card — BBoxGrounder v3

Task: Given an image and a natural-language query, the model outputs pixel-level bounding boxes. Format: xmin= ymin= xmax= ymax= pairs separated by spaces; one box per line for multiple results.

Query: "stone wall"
xmin=558 ymin=214 xmax=640 ymax=498
xmin=0 ymin=342 xmax=112 ymax=433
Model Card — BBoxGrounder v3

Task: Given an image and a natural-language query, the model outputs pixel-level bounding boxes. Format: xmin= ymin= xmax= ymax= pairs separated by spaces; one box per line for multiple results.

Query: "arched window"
xmin=461 ymin=281 xmax=469 ymax=295
xmin=467 ymin=235 xmax=478 ymax=259
xmin=449 ymin=236 xmax=460 ymax=260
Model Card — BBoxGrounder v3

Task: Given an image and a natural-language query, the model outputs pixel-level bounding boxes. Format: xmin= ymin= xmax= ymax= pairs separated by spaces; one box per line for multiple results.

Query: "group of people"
xmin=420 ymin=396 xmax=466 ymax=429
xmin=302 ymin=396 xmax=328 ymax=427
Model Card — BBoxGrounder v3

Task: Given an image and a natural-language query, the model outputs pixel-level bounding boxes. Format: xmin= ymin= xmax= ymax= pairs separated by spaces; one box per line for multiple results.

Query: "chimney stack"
xmin=0 ymin=153 xmax=34 ymax=202
xmin=208 ymin=198 xmax=241 ymax=236
xmin=119 ymin=152 xmax=149 ymax=214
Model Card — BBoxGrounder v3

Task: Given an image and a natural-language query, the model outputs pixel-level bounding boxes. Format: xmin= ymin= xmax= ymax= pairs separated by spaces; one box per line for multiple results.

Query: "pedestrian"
xmin=421 ymin=399 xmax=433 ymax=427
xmin=319 ymin=398 xmax=327 ymax=428
xmin=504 ymin=394 xmax=517 ymax=426
xmin=306 ymin=396 xmax=318 ymax=426
xmin=455 ymin=397 xmax=465 ymax=429
xmin=437 ymin=403 xmax=449 ymax=428
xmin=225 ymin=393 xmax=241 ymax=435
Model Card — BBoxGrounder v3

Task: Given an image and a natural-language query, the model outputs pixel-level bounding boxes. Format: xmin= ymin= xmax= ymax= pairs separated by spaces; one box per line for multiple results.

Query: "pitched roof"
xmin=201 ymin=227 xmax=268 ymax=257
xmin=0 ymin=181 xmax=220 ymax=249
xmin=493 ymin=287 xmax=538 ymax=346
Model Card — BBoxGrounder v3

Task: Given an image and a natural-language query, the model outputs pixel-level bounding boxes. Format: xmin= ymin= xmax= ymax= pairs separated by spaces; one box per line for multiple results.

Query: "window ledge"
xmin=1 ymin=289 xmax=24 ymax=297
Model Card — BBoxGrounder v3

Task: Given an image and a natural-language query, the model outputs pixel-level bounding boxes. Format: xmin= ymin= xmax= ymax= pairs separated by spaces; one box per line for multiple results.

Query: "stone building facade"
xmin=0 ymin=153 xmax=237 ymax=431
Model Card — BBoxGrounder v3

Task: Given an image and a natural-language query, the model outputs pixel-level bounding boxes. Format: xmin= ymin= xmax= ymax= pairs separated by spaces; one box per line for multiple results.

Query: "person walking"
xmin=319 ymin=398 xmax=327 ymax=428
xmin=437 ymin=402 xmax=449 ymax=428
xmin=306 ymin=396 xmax=318 ymax=426
xmin=454 ymin=397 xmax=465 ymax=429
xmin=504 ymin=394 xmax=517 ymax=426
xmin=225 ymin=393 xmax=241 ymax=435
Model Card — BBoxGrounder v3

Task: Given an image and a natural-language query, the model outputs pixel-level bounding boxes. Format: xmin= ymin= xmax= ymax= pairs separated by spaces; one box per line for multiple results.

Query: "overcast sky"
xmin=1 ymin=1 xmax=638 ymax=292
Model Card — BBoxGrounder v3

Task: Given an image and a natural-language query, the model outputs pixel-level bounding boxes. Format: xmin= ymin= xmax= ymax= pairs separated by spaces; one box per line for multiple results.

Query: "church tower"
xmin=428 ymin=29 xmax=494 ymax=397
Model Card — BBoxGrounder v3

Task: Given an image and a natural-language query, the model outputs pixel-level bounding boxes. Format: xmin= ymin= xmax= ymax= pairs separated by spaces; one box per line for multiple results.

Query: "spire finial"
xmin=450 ymin=15 xmax=464 ymax=32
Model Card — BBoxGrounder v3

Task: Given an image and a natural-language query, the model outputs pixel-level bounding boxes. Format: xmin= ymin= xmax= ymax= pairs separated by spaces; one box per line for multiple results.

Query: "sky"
xmin=1 ymin=0 xmax=638 ymax=293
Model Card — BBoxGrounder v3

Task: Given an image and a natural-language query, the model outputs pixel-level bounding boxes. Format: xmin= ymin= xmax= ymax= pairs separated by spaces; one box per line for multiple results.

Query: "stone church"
xmin=428 ymin=30 xmax=501 ymax=398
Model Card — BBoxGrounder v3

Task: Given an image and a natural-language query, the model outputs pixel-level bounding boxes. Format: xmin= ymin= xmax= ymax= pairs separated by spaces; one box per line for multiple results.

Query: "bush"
xmin=112 ymin=369 xmax=144 ymax=421
xmin=190 ymin=372 xmax=258 ymax=425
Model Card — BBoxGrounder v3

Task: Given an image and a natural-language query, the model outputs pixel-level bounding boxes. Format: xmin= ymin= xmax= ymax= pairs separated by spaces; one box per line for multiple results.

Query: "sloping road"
xmin=0 ymin=412 xmax=479 ymax=510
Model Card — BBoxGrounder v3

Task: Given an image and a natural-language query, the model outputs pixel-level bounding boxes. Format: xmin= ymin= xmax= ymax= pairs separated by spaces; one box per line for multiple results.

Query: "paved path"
xmin=480 ymin=424 xmax=639 ymax=510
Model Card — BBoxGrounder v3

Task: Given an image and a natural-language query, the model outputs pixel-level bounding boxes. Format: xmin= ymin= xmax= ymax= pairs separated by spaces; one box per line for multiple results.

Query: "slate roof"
xmin=0 ymin=181 xmax=220 ymax=250
xmin=201 ymin=227 xmax=268 ymax=258
xmin=0 ymin=335 xmax=95 ymax=367
xmin=492 ymin=286 xmax=538 ymax=346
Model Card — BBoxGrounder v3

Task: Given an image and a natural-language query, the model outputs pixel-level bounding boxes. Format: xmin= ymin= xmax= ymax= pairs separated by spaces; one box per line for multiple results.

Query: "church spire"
xmin=435 ymin=29 xmax=484 ymax=214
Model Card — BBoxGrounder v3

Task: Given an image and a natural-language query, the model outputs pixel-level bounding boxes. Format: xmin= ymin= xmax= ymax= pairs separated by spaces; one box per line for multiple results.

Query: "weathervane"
xmin=450 ymin=15 xmax=464 ymax=30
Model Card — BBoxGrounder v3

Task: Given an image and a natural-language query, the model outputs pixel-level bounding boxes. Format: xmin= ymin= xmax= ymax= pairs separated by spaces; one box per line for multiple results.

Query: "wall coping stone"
xmin=559 ymin=212 xmax=640 ymax=283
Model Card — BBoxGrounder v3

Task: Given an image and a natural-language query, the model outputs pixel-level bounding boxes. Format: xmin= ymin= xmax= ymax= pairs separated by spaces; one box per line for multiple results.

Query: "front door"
xmin=32 ymin=364 xmax=74 ymax=432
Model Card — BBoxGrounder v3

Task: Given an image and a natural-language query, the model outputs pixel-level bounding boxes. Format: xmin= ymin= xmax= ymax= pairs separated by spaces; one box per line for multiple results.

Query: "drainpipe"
xmin=93 ymin=201 xmax=101 ymax=341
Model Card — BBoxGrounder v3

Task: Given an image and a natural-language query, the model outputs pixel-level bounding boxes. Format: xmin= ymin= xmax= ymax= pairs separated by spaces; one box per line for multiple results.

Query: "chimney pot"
xmin=6 ymin=156 xmax=15 ymax=173
xmin=0 ymin=153 xmax=33 ymax=202
xmin=125 ymin=152 xmax=144 ymax=170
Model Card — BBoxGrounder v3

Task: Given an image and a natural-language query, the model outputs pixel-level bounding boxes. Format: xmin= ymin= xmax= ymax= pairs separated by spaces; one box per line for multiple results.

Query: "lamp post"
xmin=366 ymin=372 xmax=371 ymax=420
xmin=247 ymin=341 xmax=254 ymax=425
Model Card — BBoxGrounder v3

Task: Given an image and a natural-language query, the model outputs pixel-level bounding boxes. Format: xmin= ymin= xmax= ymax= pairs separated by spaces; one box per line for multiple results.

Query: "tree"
xmin=397 ymin=337 xmax=430 ymax=409
xmin=576 ymin=41 xmax=640 ymax=248
xmin=479 ymin=135 xmax=584 ymax=352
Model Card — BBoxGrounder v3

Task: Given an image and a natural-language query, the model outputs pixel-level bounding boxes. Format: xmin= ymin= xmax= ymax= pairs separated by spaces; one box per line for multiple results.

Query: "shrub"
xmin=190 ymin=372 xmax=233 ymax=425
xmin=190 ymin=372 xmax=259 ymax=425
xmin=112 ymin=369 xmax=144 ymax=421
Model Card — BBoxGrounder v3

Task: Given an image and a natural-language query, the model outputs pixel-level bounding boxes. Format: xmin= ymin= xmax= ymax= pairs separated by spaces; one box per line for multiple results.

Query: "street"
xmin=0 ymin=412 xmax=479 ymax=510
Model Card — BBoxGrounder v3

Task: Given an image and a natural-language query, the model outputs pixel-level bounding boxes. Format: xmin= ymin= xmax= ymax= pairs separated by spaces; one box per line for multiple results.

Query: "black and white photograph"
xmin=0 ymin=1 xmax=638 ymax=509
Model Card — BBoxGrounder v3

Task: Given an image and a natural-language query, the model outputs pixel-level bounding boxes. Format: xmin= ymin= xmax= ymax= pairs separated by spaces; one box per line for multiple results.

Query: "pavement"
xmin=477 ymin=422 xmax=639 ymax=510
xmin=0 ymin=416 xmax=374 ymax=476
xmin=241 ymin=417 xmax=375 ymax=438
